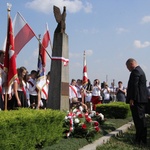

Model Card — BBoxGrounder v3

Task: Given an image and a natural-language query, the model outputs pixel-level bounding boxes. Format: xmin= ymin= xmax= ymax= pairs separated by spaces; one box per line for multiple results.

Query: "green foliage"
xmin=96 ymin=102 xmax=131 ymax=119
xmin=0 ymin=108 xmax=65 ymax=150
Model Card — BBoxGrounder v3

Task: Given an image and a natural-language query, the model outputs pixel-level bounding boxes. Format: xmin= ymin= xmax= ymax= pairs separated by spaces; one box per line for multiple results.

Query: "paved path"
xmin=79 ymin=121 xmax=133 ymax=150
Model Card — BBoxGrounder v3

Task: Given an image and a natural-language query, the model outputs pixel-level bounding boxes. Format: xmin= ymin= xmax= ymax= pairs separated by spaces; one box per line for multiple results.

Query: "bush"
xmin=0 ymin=108 xmax=66 ymax=150
xmin=96 ymin=102 xmax=131 ymax=119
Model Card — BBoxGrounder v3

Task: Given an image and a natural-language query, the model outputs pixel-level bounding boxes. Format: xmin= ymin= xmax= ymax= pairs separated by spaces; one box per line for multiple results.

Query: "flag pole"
xmin=37 ymin=34 xmax=41 ymax=109
xmin=4 ymin=3 xmax=12 ymax=111
xmin=37 ymin=34 xmax=41 ymax=76
xmin=34 ymin=32 xmax=52 ymax=59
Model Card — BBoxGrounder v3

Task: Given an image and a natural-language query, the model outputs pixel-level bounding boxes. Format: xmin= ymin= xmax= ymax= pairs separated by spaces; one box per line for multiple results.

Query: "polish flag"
xmin=13 ymin=12 xmax=35 ymax=55
xmin=36 ymin=24 xmax=50 ymax=90
xmin=82 ymin=51 xmax=88 ymax=86
xmin=4 ymin=11 xmax=18 ymax=87
xmin=41 ymin=23 xmax=51 ymax=67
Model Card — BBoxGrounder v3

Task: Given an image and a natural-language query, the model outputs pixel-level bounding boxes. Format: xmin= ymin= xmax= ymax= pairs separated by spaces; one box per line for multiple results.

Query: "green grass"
xmin=41 ymin=117 xmax=132 ymax=150
xmin=97 ymin=116 xmax=150 ymax=150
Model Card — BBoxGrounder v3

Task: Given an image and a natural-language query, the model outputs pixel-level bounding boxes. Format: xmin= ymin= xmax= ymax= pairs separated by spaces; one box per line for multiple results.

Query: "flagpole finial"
xmin=7 ymin=3 xmax=12 ymax=12
xmin=38 ymin=34 xmax=41 ymax=41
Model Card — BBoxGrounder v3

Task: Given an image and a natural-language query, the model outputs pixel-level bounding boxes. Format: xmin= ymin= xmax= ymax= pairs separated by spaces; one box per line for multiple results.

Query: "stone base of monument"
xmin=47 ymin=33 xmax=69 ymax=111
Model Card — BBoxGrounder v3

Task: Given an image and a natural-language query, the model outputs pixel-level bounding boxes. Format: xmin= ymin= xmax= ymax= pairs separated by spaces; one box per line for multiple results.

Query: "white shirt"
xmin=69 ymin=85 xmax=77 ymax=99
xmin=28 ymin=78 xmax=37 ymax=96
xmin=41 ymin=79 xmax=49 ymax=100
xmin=102 ymin=87 xmax=110 ymax=100
xmin=92 ymin=85 xmax=101 ymax=96
xmin=76 ymin=85 xmax=83 ymax=98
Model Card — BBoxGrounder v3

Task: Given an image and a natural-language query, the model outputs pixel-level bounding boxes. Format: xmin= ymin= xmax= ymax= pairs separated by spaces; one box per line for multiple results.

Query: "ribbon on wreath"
xmin=51 ymin=56 xmax=69 ymax=66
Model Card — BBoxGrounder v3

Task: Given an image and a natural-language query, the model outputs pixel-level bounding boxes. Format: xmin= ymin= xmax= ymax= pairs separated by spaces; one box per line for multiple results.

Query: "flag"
xmin=82 ymin=51 xmax=88 ymax=87
xmin=36 ymin=25 xmax=50 ymax=90
xmin=41 ymin=23 xmax=51 ymax=67
xmin=13 ymin=12 xmax=35 ymax=55
xmin=36 ymin=43 xmax=46 ymax=90
xmin=37 ymin=24 xmax=50 ymax=77
xmin=4 ymin=11 xmax=18 ymax=87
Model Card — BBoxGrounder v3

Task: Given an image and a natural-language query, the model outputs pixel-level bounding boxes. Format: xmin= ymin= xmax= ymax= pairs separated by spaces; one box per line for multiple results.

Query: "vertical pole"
xmin=4 ymin=3 xmax=12 ymax=111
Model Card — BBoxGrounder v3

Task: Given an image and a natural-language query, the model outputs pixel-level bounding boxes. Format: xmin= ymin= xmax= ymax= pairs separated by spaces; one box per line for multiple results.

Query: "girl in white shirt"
xmin=91 ymin=79 xmax=102 ymax=110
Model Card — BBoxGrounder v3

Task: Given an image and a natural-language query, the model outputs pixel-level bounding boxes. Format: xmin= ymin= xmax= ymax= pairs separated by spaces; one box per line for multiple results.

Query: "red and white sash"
xmin=69 ymin=85 xmax=77 ymax=97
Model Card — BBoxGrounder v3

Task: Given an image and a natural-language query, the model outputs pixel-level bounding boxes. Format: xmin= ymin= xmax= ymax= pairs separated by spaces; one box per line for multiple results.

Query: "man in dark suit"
xmin=126 ymin=58 xmax=148 ymax=145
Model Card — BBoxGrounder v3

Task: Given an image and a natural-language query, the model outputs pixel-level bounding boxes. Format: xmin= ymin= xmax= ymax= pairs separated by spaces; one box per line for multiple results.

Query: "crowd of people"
xmin=69 ymin=58 xmax=150 ymax=146
xmin=0 ymin=48 xmax=149 ymax=145
xmin=0 ymin=50 xmax=50 ymax=110
xmin=69 ymin=78 xmax=127 ymax=111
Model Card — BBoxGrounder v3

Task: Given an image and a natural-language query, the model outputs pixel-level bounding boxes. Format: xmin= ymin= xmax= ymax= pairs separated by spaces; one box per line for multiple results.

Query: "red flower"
xmin=82 ymin=124 xmax=87 ymax=129
xmin=94 ymin=121 xmax=99 ymax=126
xmin=86 ymin=117 xmax=92 ymax=122
xmin=95 ymin=126 xmax=100 ymax=132
xmin=84 ymin=112 xmax=88 ymax=117
xmin=78 ymin=113 xmax=83 ymax=118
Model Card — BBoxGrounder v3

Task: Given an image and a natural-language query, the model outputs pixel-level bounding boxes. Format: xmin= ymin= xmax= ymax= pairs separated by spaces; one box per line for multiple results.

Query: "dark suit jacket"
xmin=126 ymin=66 xmax=148 ymax=104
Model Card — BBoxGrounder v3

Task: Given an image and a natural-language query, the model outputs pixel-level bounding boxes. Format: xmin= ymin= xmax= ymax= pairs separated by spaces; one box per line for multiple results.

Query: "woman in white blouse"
xmin=91 ymin=79 xmax=102 ymax=110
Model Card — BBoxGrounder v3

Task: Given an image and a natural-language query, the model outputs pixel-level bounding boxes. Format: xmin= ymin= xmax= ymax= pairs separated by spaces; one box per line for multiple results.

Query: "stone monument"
xmin=47 ymin=5 xmax=69 ymax=110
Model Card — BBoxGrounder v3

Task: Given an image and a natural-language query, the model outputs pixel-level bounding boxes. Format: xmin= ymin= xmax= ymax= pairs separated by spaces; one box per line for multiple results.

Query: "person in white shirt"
xmin=69 ymin=79 xmax=87 ymax=110
xmin=28 ymin=70 xmax=38 ymax=109
xmin=84 ymin=79 xmax=93 ymax=110
xmin=36 ymin=71 xmax=50 ymax=109
xmin=76 ymin=79 xmax=84 ymax=103
xmin=69 ymin=79 xmax=78 ymax=106
xmin=101 ymin=83 xmax=111 ymax=103
xmin=91 ymin=79 xmax=102 ymax=110
xmin=10 ymin=67 xmax=28 ymax=109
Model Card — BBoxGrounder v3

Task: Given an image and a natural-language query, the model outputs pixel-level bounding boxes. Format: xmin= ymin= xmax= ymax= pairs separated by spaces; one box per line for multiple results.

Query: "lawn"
xmin=96 ymin=115 xmax=150 ymax=150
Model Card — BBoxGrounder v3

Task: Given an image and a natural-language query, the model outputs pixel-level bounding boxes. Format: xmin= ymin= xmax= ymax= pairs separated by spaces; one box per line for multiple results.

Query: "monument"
xmin=47 ymin=6 xmax=69 ymax=110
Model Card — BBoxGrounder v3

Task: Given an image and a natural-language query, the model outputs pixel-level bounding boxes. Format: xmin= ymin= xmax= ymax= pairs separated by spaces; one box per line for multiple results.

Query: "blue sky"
xmin=1 ymin=0 xmax=150 ymax=87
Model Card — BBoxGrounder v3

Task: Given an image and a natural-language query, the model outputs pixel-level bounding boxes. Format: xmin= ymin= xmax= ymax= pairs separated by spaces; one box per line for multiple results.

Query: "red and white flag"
xmin=82 ymin=51 xmax=88 ymax=86
xmin=4 ymin=11 xmax=18 ymax=87
xmin=36 ymin=24 xmax=51 ymax=90
xmin=13 ymin=12 xmax=35 ymax=55
xmin=41 ymin=23 xmax=51 ymax=67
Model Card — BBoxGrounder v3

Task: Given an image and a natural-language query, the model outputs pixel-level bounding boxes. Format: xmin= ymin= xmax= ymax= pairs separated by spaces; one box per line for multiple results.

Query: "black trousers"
xmin=30 ymin=95 xmax=38 ymax=108
xmin=130 ymin=103 xmax=147 ymax=144
xmin=0 ymin=94 xmax=4 ymax=110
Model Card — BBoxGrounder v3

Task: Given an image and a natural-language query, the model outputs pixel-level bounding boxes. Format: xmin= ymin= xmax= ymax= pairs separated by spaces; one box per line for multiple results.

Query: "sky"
xmin=1 ymin=0 xmax=150 ymax=87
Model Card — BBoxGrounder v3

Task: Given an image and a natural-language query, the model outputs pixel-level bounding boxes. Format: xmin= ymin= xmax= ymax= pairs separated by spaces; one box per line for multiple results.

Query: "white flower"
xmin=74 ymin=118 xmax=80 ymax=124
xmin=76 ymin=111 xmax=81 ymax=116
xmin=79 ymin=106 xmax=83 ymax=112
xmin=65 ymin=116 xmax=68 ymax=120
xmin=73 ymin=108 xmax=78 ymax=113
xmin=99 ymin=113 xmax=104 ymax=120
xmin=89 ymin=111 xmax=96 ymax=117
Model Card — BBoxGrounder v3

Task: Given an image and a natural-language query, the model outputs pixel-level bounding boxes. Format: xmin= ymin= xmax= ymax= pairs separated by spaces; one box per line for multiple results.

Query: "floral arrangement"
xmin=64 ymin=106 xmax=105 ymax=142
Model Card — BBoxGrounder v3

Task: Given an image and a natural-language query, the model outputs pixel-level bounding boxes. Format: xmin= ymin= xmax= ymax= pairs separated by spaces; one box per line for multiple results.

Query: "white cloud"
xmin=26 ymin=0 xmax=92 ymax=14
xmin=116 ymin=27 xmax=129 ymax=34
xmin=134 ymin=40 xmax=150 ymax=48
xmin=85 ymin=49 xmax=93 ymax=56
xmin=82 ymin=28 xmax=100 ymax=34
xmin=141 ymin=15 xmax=150 ymax=24
xmin=69 ymin=52 xmax=81 ymax=58
xmin=83 ymin=2 xmax=92 ymax=13
xmin=69 ymin=50 xmax=93 ymax=58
